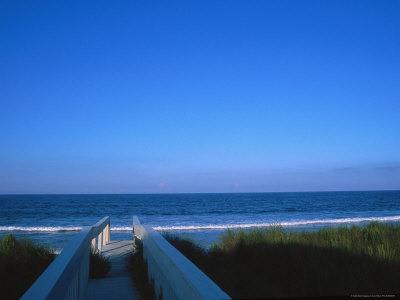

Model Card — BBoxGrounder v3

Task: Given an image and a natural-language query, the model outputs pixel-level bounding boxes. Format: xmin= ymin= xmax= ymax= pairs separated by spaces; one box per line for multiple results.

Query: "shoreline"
xmin=3 ymin=219 xmax=400 ymax=252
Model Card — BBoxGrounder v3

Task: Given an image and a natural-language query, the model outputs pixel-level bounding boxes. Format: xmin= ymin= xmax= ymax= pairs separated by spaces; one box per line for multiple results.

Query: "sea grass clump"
xmin=127 ymin=239 xmax=157 ymax=300
xmin=166 ymin=222 xmax=400 ymax=298
xmin=0 ymin=234 xmax=55 ymax=300
xmin=89 ymin=248 xmax=111 ymax=278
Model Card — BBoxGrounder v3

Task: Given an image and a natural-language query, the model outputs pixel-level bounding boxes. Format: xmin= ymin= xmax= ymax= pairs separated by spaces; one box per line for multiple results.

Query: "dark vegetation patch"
xmin=0 ymin=234 xmax=112 ymax=300
xmin=165 ymin=222 xmax=400 ymax=299
xmin=0 ymin=234 xmax=55 ymax=300
xmin=127 ymin=238 xmax=157 ymax=300
xmin=89 ymin=248 xmax=111 ymax=278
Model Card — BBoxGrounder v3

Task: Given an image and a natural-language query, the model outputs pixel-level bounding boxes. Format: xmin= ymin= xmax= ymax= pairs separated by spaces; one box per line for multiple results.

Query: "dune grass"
xmin=165 ymin=222 xmax=400 ymax=298
xmin=127 ymin=238 xmax=157 ymax=300
xmin=0 ymin=234 xmax=112 ymax=300
xmin=89 ymin=248 xmax=111 ymax=278
xmin=0 ymin=234 xmax=56 ymax=300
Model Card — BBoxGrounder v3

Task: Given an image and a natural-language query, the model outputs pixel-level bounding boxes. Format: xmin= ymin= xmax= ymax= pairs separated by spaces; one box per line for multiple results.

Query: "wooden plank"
xmin=86 ymin=240 xmax=139 ymax=300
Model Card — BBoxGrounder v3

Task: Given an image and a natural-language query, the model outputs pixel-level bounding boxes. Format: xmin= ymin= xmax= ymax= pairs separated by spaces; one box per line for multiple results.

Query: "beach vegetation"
xmin=0 ymin=234 xmax=112 ymax=299
xmin=0 ymin=234 xmax=55 ymax=300
xmin=165 ymin=222 xmax=400 ymax=298
xmin=127 ymin=238 xmax=157 ymax=300
xmin=89 ymin=248 xmax=111 ymax=278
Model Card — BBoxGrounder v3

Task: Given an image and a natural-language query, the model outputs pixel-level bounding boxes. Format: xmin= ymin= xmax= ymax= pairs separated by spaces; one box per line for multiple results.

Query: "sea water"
xmin=1 ymin=191 xmax=399 ymax=251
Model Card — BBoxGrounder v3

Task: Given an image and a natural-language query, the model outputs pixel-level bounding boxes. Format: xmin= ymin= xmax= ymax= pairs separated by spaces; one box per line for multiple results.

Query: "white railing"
xmin=21 ymin=216 xmax=111 ymax=300
xmin=133 ymin=216 xmax=231 ymax=300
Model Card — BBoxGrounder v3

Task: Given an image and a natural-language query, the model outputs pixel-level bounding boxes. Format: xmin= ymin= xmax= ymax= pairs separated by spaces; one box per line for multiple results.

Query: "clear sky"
xmin=1 ymin=1 xmax=399 ymax=194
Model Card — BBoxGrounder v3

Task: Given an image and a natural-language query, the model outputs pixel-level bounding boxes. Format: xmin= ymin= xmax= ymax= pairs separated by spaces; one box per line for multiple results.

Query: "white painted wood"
xmin=133 ymin=216 xmax=231 ymax=300
xmin=103 ymin=224 xmax=110 ymax=245
xmin=98 ymin=232 xmax=103 ymax=251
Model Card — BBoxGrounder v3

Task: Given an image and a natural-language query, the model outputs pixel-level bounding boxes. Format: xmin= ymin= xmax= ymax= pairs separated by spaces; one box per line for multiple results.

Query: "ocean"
xmin=1 ymin=191 xmax=400 ymax=252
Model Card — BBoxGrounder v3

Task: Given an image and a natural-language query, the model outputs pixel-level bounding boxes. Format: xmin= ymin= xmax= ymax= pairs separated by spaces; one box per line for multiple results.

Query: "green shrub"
xmin=127 ymin=238 xmax=157 ymax=300
xmin=90 ymin=248 xmax=111 ymax=278
xmin=0 ymin=234 xmax=55 ymax=300
xmin=163 ymin=233 xmax=206 ymax=262
xmin=166 ymin=222 xmax=400 ymax=298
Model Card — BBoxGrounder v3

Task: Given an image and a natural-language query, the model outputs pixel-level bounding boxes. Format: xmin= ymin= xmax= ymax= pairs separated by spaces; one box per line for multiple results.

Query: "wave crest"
xmin=1 ymin=216 xmax=400 ymax=232
xmin=153 ymin=215 xmax=400 ymax=231
xmin=0 ymin=226 xmax=133 ymax=232
xmin=0 ymin=226 xmax=83 ymax=232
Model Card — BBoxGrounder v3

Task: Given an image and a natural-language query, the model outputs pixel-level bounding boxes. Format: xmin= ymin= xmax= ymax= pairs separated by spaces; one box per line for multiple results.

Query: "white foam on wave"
xmin=2 ymin=216 xmax=400 ymax=232
xmin=0 ymin=226 xmax=133 ymax=232
xmin=0 ymin=226 xmax=83 ymax=232
xmin=111 ymin=226 xmax=132 ymax=231
xmin=153 ymin=215 xmax=400 ymax=231
xmin=0 ymin=226 xmax=82 ymax=232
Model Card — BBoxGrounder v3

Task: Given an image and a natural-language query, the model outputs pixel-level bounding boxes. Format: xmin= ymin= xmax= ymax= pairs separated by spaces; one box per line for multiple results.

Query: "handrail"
xmin=91 ymin=216 xmax=111 ymax=251
xmin=21 ymin=216 xmax=110 ymax=300
xmin=133 ymin=216 xmax=231 ymax=300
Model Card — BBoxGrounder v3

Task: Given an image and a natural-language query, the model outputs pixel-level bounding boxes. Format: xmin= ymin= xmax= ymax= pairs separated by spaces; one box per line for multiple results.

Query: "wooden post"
xmin=107 ymin=223 xmax=111 ymax=242
xmin=91 ymin=238 xmax=96 ymax=251
xmin=103 ymin=227 xmax=107 ymax=245
xmin=98 ymin=232 xmax=102 ymax=252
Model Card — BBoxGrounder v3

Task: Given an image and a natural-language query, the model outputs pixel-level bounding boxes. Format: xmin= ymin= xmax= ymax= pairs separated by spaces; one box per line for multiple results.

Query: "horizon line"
xmin=1 ymin=189 xmax=399 ymax=196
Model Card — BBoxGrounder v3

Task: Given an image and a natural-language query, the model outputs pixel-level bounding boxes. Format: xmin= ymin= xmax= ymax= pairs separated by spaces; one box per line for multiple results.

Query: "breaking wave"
xmin=2 ymin=216 xmax=400 ymax=232
xmin=153 ymin=215 xmax=400 ymax=231
xmin=0 ymin=226 xmax=132 ymax=232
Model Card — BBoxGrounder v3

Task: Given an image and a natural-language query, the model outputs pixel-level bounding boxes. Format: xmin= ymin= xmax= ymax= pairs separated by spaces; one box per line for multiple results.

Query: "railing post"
xmin=98 ymin=232 xmax=103 ymax=252
xmin=91 ymin=238 xmax=95 ymax=251
xmin=102 ymin=227 xmax=107 ymax=245
xmin=103 ymin=222 xmax=110 ymax=245
xmin=107 ymin=223 xmax=111 ymax=242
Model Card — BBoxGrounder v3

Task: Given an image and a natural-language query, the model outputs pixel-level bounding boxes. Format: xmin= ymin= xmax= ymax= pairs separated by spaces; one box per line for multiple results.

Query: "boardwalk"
xmin=22 ymin=216 xmax=229 ymax=300
xmin=86 ymin=240 xmax=139 ymax=300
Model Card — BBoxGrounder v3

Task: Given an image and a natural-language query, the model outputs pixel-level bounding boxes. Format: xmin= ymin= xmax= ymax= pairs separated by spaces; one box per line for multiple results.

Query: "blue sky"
xmin=1 ymin=1 xmax=399 ymax=193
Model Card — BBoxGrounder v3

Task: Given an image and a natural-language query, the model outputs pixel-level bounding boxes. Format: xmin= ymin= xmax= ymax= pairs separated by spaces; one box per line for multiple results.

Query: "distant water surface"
xmin=0 ymin=191 xmax=399 ymax=251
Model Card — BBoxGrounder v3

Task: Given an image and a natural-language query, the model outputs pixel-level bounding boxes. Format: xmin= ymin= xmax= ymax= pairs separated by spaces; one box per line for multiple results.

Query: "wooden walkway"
xmin=86 ymin=240 xmax=139 ymax=300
